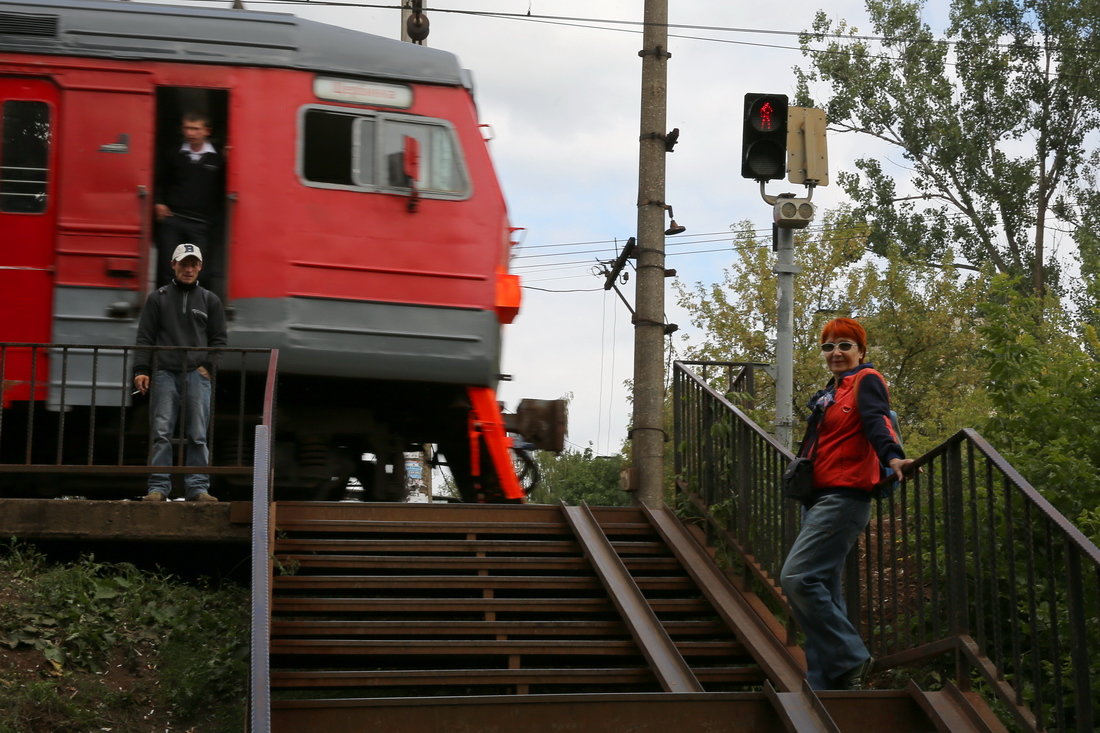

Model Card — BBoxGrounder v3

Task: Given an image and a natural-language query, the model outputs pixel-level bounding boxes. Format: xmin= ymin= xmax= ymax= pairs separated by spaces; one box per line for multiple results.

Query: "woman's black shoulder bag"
xmin=782 ymin=403 xmax=824 ymax=501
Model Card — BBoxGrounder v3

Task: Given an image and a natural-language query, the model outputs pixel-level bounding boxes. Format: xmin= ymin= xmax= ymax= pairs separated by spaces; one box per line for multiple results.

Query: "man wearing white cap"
xmin=132 ymin=243 xmax=227 ymax=501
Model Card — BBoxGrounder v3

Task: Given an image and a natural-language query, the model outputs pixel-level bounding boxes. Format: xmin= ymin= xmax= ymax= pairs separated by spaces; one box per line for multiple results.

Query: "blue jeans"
xmin=148 ymin=368 xmax=211 ymax=498
xmin=780 ymin=493 xmax=872 ymax=689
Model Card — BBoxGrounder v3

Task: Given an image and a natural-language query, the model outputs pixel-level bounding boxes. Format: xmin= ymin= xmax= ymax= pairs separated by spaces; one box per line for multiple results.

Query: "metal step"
xmin=906 ymin=680 xmax=1010 ymax=733
xmin=765 ymin=680 xmax=841 ymax=732
xmin=266 ymin=501 xmax=1002 ymax=732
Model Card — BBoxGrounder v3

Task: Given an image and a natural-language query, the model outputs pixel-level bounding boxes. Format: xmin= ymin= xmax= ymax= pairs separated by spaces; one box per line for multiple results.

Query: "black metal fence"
xmin=672 ymin=360 xmax=1100 ymax=733
xmin=0 ymin=342 xmax=277 ymax=495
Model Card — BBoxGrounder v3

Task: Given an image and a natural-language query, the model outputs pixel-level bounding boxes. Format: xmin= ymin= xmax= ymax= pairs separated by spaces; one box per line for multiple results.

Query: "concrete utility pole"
xmin=632 ymin=0 xmax=671 ymax=508
xmin=774 ymin=224 xmax=798 ymax=450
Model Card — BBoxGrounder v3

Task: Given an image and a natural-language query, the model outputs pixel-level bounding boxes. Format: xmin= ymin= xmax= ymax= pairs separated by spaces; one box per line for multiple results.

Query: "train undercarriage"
xmin=0 ymin=372 xmax=563 ymax=503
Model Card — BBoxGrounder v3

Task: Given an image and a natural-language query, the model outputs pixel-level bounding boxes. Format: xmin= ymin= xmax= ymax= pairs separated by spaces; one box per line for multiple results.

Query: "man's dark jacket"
xmin=156 ymin=147 xmax=224 ymax=222
xmin=133 ymin=280 xmax=228 ymax=377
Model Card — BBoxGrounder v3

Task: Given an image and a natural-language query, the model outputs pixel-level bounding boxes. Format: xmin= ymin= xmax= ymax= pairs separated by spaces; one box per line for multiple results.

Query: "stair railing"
xmin=672 ymin=360 xmax=1100 ymax=733
xmin=0 ymin=342 xmax=273 ymax=486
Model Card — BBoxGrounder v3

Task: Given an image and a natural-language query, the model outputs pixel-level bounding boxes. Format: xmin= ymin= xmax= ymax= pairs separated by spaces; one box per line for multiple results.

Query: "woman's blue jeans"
xmin=147 ymin=368 xmax=211 ymax=499
xmin=780 ymin=493 xmax=872 ymax=689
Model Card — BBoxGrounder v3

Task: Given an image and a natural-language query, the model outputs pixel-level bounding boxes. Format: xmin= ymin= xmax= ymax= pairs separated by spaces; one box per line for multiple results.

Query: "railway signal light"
xmin=774 ymin=196 xmax=815 ymax=229
xmin=741 ymin=93 xmax=788 ymax=181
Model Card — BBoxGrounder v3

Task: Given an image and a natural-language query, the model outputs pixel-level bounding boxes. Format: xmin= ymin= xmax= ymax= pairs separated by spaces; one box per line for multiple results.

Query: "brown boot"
xmin=142 ymin=491 xmax=167 ymax=502
xmin=189 ymin=492 xmax=218 ymax=502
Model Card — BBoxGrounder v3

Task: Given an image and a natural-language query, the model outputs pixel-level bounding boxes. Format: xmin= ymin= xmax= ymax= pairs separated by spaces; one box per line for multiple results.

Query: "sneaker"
xmin=142 ymin=491 xmax=167 ymax=502
xmin=834 ymin=656 xmax=874 ymax=690
xmin=189 ymin=492 xmax=218 ymax=503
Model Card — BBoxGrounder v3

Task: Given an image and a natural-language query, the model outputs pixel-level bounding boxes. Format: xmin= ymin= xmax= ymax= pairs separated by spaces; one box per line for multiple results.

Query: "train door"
xmin=0 ymin=76 xmax=58 ymax=402
xmin=154 ymin=88 xmax=229 ymax=300
xmin=49 ymin=73 xmax=154 ymax=408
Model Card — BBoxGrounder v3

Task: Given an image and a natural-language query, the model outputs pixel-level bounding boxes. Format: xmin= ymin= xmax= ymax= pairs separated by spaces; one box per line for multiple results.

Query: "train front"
xmin=221 ymin=22 xmax=555 ymax=501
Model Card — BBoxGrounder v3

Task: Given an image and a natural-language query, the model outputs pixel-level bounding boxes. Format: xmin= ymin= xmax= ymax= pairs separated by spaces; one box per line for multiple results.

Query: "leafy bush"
xmin=0 ymin=540 xmax=248 ymax=732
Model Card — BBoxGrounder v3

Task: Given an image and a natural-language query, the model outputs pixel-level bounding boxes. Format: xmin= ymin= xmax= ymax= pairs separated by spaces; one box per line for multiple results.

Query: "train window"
xmin=0 ymin=100 xmax=50 ymax=213
xmin=302 ymin=109 xmax=355 ymax=185
xmin=380 ymin=120 xmax=465 ymax=194
xmin=300 ymin=106 xmax=468 ymax=198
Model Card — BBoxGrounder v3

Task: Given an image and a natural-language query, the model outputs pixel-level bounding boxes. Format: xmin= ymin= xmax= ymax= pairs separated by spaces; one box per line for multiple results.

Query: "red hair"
xmin=820 ymin=317 xmax=867 ymax=355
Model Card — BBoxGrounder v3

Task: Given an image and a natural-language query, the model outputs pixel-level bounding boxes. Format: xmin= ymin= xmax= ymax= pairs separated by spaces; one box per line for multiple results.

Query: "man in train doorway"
xmin=133 ymin=244 xmax=227 ymax=502
xmin=154 ymin=112 xmax=224 ymax=292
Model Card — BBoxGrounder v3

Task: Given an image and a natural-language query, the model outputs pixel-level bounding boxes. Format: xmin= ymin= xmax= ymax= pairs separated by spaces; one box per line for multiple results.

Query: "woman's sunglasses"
xmin=820 ymin=341 xmax=857 ymax=353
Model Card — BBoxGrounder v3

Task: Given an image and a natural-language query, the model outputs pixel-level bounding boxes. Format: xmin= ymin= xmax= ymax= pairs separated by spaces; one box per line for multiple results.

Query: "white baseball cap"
xmin=171 ymin=243 xmax=203 ymax=263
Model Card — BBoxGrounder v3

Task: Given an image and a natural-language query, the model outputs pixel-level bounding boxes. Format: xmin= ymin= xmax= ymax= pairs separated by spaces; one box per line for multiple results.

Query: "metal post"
xmin=672 ymin=367 xmax=682 ymax=481
xmin=632 ymin=0 xmax=670 ymax=508
xmin=249 ymin=424 xmax=272 ymax=733
xmin=1066 ymin=550 xmax=1095 ymax=732
xmin=945 ymin=439 xmax=970 ymax=686
xmin=774 ymin=225 xmax=797 ymax=450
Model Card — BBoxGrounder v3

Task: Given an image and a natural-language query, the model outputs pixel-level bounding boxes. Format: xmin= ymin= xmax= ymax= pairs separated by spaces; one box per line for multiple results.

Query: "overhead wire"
xmin=188 ymin=0 xmax=1100 ymax=83
xmin=511 ymin=199 xmax=1059 ymax=279
xmin=187 ymin=0 xmax=1075 ymax=281
xmin=187 ymin=0 xmax=1100 ymax=56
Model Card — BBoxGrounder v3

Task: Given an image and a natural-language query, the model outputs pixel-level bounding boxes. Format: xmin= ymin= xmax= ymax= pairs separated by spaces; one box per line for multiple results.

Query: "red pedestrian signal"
xmin=741 ymin=93 xmax=788 ymax=180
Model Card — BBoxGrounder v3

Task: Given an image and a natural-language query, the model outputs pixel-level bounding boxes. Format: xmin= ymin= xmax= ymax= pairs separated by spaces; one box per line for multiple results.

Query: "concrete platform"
xmin=0 ymin=498 xmax=252 ymax=543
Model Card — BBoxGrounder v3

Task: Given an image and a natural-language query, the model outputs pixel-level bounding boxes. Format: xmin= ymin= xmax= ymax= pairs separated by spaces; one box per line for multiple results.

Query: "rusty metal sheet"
xmin=270 ymin=639 xmax=642 ymax=656
xmin=271 ymin=667 xmax=656 ymax=689
xmin=817 ymin=690 xmax=944 ymax=732
xmin=274 ymin=501 xmax=564 ymax=524
xmin=562 ymin=503 xmax=703 ymax=694
xmin=274 ymin=537 xmax=581 ymax=553
xmin=274 ymin=554 xmax=591 ymax=571
xmin=274 ymin=574 xmax=606 ymax=591
xmin=906 ymin=680 xmax=1009 ymax=733
xmin=275 ymin=553 xmax=681 ymax=574
xmin=270 ymin=619 xmax=630 ymax=637
xmin=275 ymin=518 xmax=571 ymax=536
xmin=271 ymin=597 xmax=615 ymax=613
xmin=644 ymin=505 xmax=806 ymax=692
xmin=271 ymin=693 xmax=778 ymax=733
xmin=764 ymin=681 xmax=840 ymax=733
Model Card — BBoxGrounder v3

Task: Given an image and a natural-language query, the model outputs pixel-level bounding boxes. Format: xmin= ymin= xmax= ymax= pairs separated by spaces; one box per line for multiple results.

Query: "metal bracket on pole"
xmin=603 ymin=237 xmax=637 ymax=290
xmin=760 ymin=180 xmax=815 ymax=206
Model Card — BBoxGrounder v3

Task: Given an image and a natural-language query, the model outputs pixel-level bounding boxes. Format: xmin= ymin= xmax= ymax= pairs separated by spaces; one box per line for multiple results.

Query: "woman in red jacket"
xmin=780 ymin=317 xmax=914 ymax=690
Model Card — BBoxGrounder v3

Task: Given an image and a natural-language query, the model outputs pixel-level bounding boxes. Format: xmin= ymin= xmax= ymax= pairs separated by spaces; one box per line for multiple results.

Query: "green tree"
xmin=795 ymin=0 xmax=1100 ymax=295
xmin=674 ymin=207 xmax=990 ymax=454
xmin=528 ymin=446 xmax=628 ymax=506
xmin=978 ymin=276 xmax=1100 ymax=531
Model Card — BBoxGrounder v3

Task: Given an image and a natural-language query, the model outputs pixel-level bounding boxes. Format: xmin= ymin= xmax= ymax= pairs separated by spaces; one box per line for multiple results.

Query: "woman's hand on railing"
xmin=888 ymin=457 xmax=919 ymax=481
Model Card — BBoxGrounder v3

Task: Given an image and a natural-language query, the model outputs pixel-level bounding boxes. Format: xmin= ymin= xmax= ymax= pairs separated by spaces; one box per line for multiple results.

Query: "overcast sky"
xmin=399 ymin=0 xmax=874 ymax=455
xmin=166 ymin=0 xmax=886 ymax=455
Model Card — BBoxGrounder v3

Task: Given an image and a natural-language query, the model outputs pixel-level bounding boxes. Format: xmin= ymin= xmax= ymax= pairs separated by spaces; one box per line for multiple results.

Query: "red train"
xmin=0 ymin=0 xmax=562 ymax=500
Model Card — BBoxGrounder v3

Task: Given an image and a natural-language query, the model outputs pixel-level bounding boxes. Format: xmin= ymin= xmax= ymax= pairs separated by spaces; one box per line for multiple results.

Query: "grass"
xmin=0 ymin=540 xmax=249 ymax=732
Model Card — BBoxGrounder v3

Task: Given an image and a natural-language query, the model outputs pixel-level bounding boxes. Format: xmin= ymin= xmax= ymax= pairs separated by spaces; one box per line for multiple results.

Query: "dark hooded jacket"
xmin=133 ymin=279 xmax=227 ymax=377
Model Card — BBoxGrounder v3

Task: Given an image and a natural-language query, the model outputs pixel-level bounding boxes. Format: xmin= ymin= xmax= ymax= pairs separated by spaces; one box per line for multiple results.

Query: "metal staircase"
xmin=261 ymin=501 xmax=1004 ymax=732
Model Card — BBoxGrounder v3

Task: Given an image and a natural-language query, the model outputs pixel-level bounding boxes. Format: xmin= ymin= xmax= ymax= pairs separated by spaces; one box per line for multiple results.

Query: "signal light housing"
xmin=773 ymin=197 xmax=815 ymax=229
xmin=741 ymin=93 xmax=789 ymax=181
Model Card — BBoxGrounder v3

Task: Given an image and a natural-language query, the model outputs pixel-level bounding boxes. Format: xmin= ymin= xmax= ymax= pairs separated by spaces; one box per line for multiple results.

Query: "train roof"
xmin=0 ymin=0 xmax=468 ymax=87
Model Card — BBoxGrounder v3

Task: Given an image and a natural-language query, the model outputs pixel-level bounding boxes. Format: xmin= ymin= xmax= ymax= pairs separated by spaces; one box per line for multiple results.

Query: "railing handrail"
xmin=0 ymin=342 xmax=276 ymax=479
xmin=676 ymin=361 xmax=794 ymax=459
xmin=0 ymin=342 xmax=270 ymax=352
xmin=676 ymin=359 xmax=772 ymax=368
xmin=250 ymin=348 xmax=278 ymax=733
xmin=673 ymin=359 xmax=1100 ymax=733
